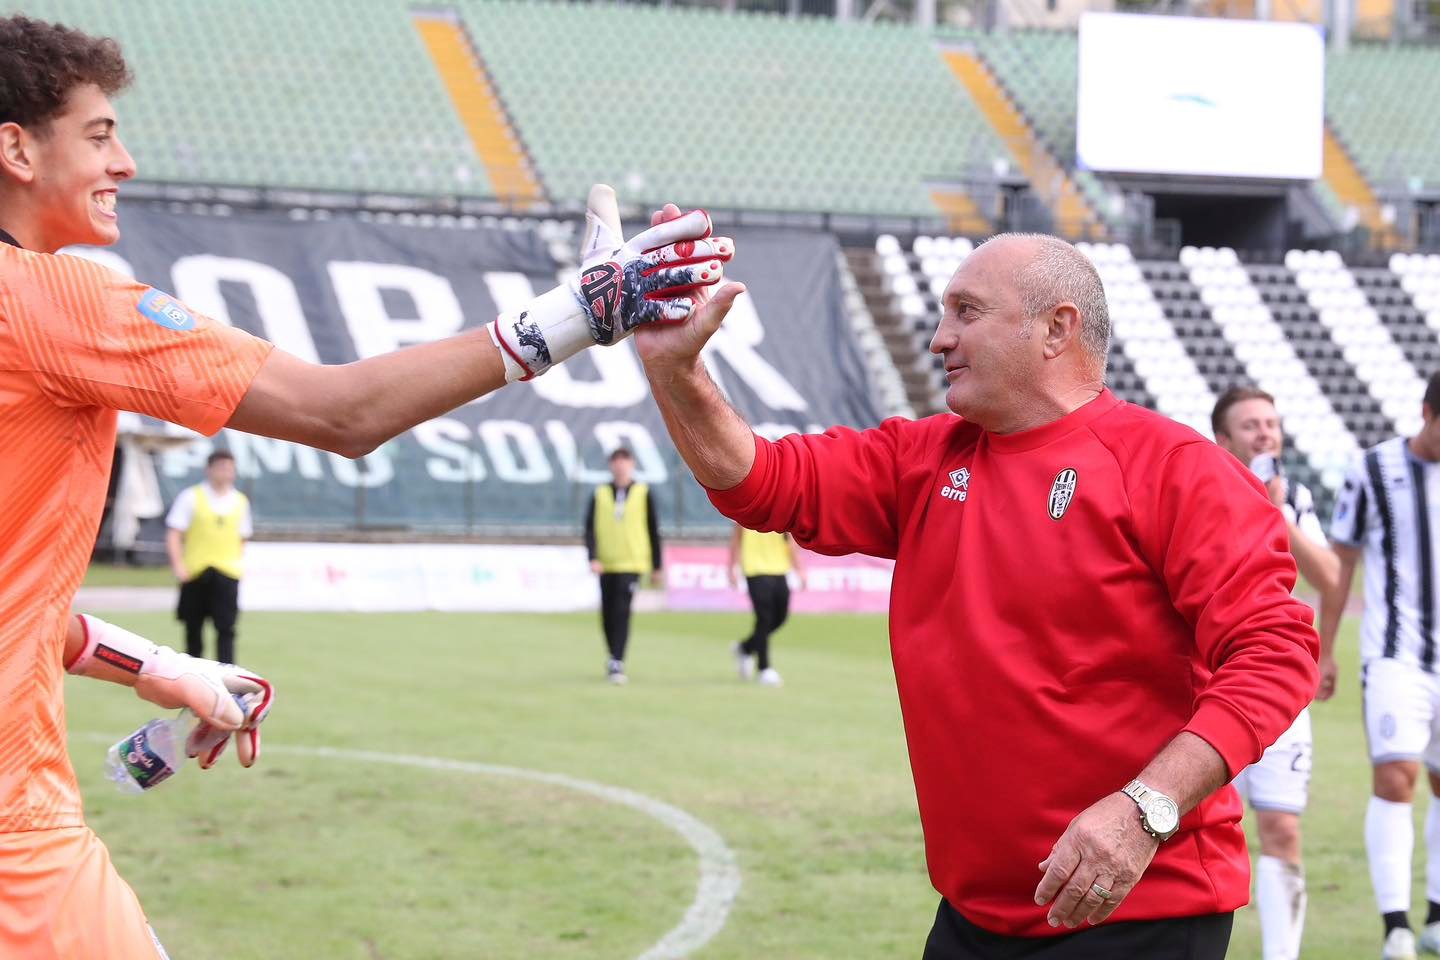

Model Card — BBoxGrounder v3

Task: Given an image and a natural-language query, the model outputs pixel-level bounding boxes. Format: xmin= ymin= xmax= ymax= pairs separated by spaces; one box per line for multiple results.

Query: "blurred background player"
xmin=1321 ymin=372 xmax=1440 ymax=960
xmin=585 ymin=447 xmax=663 ymax=684
xmin=166 ymin=449 xmax=252 ymax=665
xmin=1212 ymin=385 xmax=1340 ymax=960
xmin=728 ymin=524 xmax=805 ymax=687
xmin=0 ymin=14 xmax=728 ymax=956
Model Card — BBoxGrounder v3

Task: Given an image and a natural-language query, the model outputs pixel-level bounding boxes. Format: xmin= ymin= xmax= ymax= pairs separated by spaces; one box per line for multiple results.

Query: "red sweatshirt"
xmin=707 ymin=391 xmax=1318 ymax=937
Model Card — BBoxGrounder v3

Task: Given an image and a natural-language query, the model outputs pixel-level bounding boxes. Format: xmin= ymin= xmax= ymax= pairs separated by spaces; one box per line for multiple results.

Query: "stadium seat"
xmin=1328 ymin=44 xmax=1440 ymax=195
xmin=1245 ymin=253 xmax=1403 ymax=448
xmin=1077 ymin=242 xmax=1212 ymax=434
xmin=1184 ymin=246 xmax=1358 ymax=488
xmin=21 ymin=0 xmax=488 ymax=197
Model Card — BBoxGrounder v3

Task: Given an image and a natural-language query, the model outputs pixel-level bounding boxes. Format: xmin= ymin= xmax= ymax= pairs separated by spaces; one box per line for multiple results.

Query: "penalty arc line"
xmin=276 ymin=746 xmax=742 ymax=960
xmin=89 ymin=735 xmax=741 ymax=960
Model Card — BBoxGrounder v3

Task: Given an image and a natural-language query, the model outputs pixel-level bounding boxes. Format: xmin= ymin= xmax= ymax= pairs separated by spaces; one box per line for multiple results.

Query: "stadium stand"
xmin=1245 ymin=253 xmax=1393 ymax=451
xmin=1385 ymin=253 xmax=1440 ymax=361
xmin=939 ymin=43 xmax=1105 ymax=239
xmin=1183 ymin=247 xmax=1357 ymax=487
xmin=955 ymin=28 xmax=1117 ymax=231
xmin=1326 ymin=43 xmax=1440 ymax=195
xmin=20 ymin=0 xmax=488 ymax=196
xmin=1081 ymin=243 xmax=1209 ymax=433
xmin=456 ymin=0 xmax=1009 ymax=217
xmin=1289 ymin=249 xmax=1424 ymax=438
xmin=9 ymin=1 xmax=1416 ymax=247
xmin=835 ymin=249 xmax=919 ymax=419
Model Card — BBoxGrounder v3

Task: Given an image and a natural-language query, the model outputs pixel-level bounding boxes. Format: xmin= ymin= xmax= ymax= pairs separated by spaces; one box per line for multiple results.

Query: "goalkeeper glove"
xmin=69 ymin=615 xmax=274 ymax=769
xmin=488 ymin=183 xmax=734 ymax=382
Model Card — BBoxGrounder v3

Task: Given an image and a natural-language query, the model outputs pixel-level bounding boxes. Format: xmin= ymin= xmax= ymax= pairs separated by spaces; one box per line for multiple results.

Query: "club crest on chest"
xmin=1049 ymin=468 xmax=1078 ymax=520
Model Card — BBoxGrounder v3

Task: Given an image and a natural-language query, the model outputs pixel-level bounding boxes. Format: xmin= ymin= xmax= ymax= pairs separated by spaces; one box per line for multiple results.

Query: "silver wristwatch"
xmin=1122 ymin=779 xmax=1180 ymax=842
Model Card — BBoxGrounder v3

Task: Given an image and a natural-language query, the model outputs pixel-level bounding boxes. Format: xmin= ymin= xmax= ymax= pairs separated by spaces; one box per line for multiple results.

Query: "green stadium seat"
xmin=20 ymin=0 xmax=490 ymax=197
xmin=456 ymin=0 xmax=1009 ymax=216
xmin=1328 ymin=44 xmax=1440 ymax=194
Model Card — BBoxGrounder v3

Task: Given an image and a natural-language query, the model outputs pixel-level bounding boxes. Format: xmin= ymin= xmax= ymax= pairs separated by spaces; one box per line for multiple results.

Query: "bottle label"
xmin=120 ymin=723 xmax=177 ymax=791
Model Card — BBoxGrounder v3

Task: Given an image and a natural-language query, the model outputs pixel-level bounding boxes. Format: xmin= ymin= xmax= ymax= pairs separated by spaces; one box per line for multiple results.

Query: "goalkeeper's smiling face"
xmin=0 ymin=83 xmax=135 ymax=253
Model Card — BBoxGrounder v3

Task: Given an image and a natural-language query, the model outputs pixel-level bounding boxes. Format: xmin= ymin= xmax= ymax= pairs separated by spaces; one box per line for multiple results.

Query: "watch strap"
xmin=1122 ymin=778 xmax=1178 ymax=841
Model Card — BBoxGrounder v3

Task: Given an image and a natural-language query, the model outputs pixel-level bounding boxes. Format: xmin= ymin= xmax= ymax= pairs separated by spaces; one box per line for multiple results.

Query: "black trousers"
xmin=177 ymin=567 xmax=240 ymax=665
xmin=740 ymin=574 xmax=790 ymax=671
xmin=923 ymin=899 xmax=1233 ymax=960
xmin=598 ymin=572 xmax=639 ymax=662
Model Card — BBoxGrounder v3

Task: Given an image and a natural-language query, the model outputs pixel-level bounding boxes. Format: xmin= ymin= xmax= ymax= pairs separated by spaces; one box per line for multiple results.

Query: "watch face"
xmin=1147 ymin=797 xmax=1180 ymax=836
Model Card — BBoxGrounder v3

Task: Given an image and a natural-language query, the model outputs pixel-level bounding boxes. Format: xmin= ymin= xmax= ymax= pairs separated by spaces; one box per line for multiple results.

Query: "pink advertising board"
xmin=664 ymin=545 xmax=893 ymax=614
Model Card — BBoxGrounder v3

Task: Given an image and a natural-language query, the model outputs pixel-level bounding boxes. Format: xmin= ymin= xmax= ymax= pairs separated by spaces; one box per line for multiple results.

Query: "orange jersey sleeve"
xmin=0 ymin=245 xmax=273 ymax=435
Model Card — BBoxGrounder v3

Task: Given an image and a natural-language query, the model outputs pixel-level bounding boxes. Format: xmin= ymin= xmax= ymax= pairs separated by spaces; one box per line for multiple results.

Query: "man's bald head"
xmin=976 ymin=233 xmax=1111 ymax=374
xmin=930 ymin=232 xmax=1111 ymax=431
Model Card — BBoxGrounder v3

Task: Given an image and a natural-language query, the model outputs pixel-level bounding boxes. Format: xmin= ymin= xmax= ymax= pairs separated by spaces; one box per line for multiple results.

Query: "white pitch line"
xmin=205 ymin=743 xmax=742 ymax=959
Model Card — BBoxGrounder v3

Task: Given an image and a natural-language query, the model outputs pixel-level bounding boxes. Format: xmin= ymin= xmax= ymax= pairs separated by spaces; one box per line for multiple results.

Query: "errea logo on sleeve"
xmin=136 ymin=289 xmax=197 ymax=332
xmin=941 ymin=467 xmax=970 ymax=502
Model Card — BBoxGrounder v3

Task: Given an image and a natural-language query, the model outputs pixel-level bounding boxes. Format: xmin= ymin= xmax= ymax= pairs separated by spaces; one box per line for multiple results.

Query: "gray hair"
xmin=992 ymin=233 xmax=1111 ymax=373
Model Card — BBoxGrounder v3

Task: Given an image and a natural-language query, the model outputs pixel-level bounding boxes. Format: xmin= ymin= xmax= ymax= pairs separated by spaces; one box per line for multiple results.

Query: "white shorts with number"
xmin=1362 ymin=657 xmax=1440 ymax=768
xmin=1234 ymin=708 xmax=1312 ymax=814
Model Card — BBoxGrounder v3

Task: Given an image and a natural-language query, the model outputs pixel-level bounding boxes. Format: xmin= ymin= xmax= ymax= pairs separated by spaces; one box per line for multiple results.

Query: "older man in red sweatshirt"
xmin=635 ymin=218 xmax=1319 ymax=959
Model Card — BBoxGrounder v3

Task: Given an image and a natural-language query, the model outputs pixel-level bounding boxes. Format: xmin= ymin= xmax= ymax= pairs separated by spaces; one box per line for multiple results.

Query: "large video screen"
xmin=1075 ymin=13 xmax=1324 ymax=180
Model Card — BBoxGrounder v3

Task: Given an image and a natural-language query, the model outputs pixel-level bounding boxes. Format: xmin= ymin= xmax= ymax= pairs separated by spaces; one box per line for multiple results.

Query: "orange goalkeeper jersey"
xmin=0 ymin=233 xmax=272 ymax=832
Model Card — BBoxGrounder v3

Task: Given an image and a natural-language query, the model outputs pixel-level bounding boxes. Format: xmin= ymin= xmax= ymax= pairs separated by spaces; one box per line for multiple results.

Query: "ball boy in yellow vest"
xmin=165 ymin=450 xmax=252 ymax=665
xmin=728 ymin=525 xmax=805 ymax=687
xmin=584 ymin=448 xmax=663 ymax=685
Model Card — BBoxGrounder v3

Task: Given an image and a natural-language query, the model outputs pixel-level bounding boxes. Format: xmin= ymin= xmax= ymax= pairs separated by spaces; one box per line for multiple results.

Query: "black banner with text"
xmin=89 ymin=207 xmax=879 ymax=534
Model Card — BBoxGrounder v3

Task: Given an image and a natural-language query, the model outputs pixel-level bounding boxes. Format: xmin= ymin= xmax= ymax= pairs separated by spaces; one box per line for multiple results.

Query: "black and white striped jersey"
xmin=1284 ymin=479 xmax=1327 ymax=551
xmin=1331 ymin=436 xmax=1440 ymax=672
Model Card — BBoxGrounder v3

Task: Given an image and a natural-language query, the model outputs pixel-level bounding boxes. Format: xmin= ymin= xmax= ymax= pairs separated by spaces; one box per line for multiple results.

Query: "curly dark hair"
xmin=0 ymin=15 xmax=131 ymax=132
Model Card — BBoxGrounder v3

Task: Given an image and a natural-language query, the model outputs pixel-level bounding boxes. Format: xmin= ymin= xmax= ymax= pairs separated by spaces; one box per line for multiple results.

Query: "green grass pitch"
xmin=63 ymin=609 xmax=1396 ymax=958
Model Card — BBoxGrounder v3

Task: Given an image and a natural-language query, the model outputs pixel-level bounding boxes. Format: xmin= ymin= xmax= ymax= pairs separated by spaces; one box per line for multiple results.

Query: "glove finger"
xmin=226 ymin=674 xmax=275 ymax=727
xmin=236 ymin=727 xmax=260 ymax=768
xmin=644 ymin=263 xmax=724 ymax=300
xmin=222 ymin=673 xmax=263 ymax=697
xmin=580 ymin=184 xmax=623 ymax=262
xmin=186 ymin=721 xmax=229 ymax=764
xmin=186 ymin=675 xmax=246 ymax=730
xmin=198 ymin=734 xmax=229 ymax=770
xmin=627 ymin=208 xmax=712 ymax=254
xmin=654 ymin=297 xmax=696 ymax=324
xmin=641 ymin=237 xmax=733 ymax=271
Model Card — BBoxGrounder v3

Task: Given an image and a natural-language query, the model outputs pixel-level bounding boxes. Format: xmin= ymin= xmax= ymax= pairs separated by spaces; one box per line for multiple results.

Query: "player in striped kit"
xmin=1321 ymin=371 xmax=1440 ymax=960
xmin=1212 ymin=386 xmax=1339 ymax=960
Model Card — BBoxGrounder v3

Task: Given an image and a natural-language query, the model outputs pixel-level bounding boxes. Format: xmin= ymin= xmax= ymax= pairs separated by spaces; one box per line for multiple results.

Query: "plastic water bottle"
xmin=105 ymin=714 xmax=193 ymax=795
xmin=1250 ymin=452 xmax=1282 ymax=484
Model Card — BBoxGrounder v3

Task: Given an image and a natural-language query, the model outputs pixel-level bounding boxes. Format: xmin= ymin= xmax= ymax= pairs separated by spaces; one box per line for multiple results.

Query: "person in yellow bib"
xmin=584 ymin=448 xmax=663 ymax=684
xmin=165 ymin=450 xmax=252 ymax=665
xmin=728 ymin=524 xmax=805 ymax=687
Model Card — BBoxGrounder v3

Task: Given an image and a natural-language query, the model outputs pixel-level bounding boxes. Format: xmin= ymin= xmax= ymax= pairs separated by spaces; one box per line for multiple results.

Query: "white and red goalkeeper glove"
xmin=488 ymin=183 xmax=734 ymax=381
xmin=69 ymin=615 xmax=274 ymax=769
